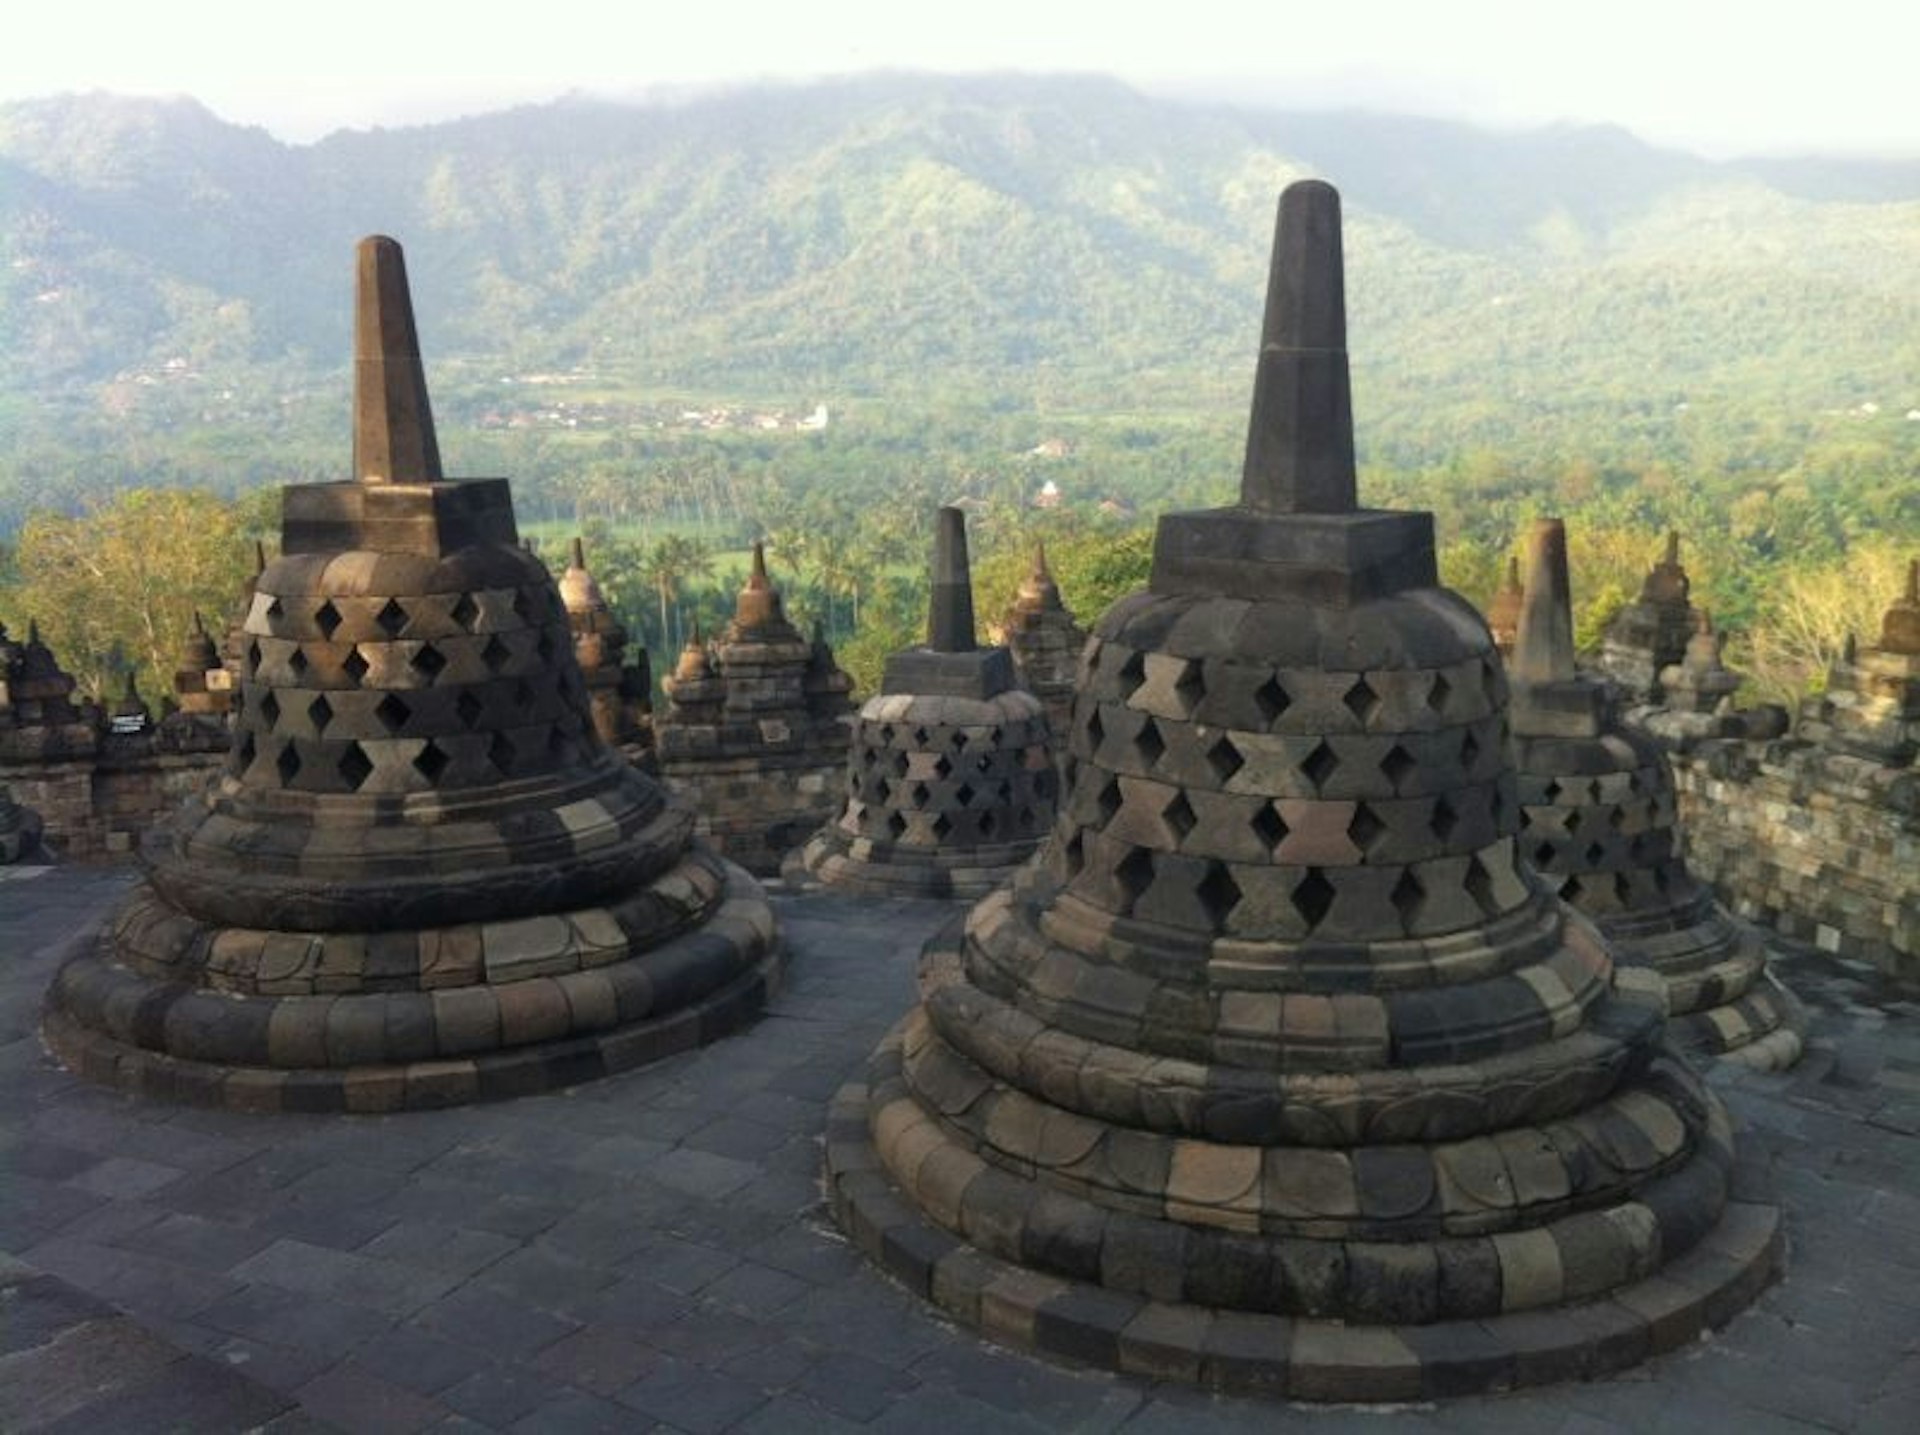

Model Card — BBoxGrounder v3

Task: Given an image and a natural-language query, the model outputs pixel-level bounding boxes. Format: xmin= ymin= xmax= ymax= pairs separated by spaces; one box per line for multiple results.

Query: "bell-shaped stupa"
xmin=557 ymin=537 xmax=655 ymax=769
xmin=825 ymin=183 xmax=1778 ymax=1398
xmin=1507 ymin=519 xmax=1804 ymax=1068
xmin=44 ymin=237 xmax=780 ymax=1111
xmin=789 ymin=508 xmax=1056 ymax=897
xmin=1597 ymin=532 xmax=1697 ymax=703
xmin=1801 ymin=559 xmax=1920 ymax=765
xmin=1001 ymin=542 xmax=1086 ymax=738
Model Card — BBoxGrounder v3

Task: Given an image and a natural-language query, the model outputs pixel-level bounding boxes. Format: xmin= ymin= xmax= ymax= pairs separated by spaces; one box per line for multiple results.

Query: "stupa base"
xmin=1670 ymin=973 xmax=1807 ymax=1073
xmin=784 ymin=831 xmax=1039 ymax=901
xmin=825 ymin=1066 xmax=1781 ymax=1400
xmin=41 ymin=863 xmax=781 ymax=1112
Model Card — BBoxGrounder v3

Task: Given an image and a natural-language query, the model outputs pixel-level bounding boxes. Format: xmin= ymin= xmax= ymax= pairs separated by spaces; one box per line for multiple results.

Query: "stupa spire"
xmin=1239 ymin=179 xmax=1355 ymax=515
xmin=1512 ymin=517 xmax=1578 ymax=685
xmin=569 ymin=536 xmax=587 ymax=570
xmin=928 ymin=507 xmax=977 ymax=652
xmin=352 ymin=235 xmax=442 ymax=485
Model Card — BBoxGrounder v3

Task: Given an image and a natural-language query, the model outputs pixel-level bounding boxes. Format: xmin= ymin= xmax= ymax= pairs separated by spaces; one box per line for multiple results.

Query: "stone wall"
xmin=1669 ymin=738 xmax=1919 ymax=985
xmin=660 ymin=751 xmax=842 ymax=875
xmin=1 ymin=735 xmax=225 ymax=860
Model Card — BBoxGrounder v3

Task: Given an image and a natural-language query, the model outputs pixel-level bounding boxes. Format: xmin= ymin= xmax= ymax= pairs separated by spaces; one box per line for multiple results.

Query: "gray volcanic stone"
xmin=825 ymin=180 xmax=1779 ymax=1401
xmin=42 ymin=235 xmax=780 ymax=1111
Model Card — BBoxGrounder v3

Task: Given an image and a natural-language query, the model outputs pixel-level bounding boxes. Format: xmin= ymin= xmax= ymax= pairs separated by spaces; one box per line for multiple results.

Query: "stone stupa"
xmin=1596 ymin=532 xmax=1696 ymax=702
xmin=1799 ymin=559 xmax=1920 ymax=766
xmin=1001 ymin=542 xmax=1086 ymax=739
xmin=789 ymin=508 xmax=1056 ymax=898
xmin=1484 ymin=555 xmax=1524 ymax=658
xmin=825 ymin=182 xmax=1778 ymax=1399
xmin=44 ymin=236 xmax=779 ymax=1111
xmin=557 ymin=537 xmax=655 ymax=770
xmin=1507 ymin=519 xmax=1803 ymax=1069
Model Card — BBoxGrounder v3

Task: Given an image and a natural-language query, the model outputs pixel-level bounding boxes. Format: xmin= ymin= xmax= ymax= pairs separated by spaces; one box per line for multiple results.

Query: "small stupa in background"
xmin=1000 ymin=542 xmax=1085 ymax=738
xmin=789 ymin=507 xmax=1055 ymax=897
xmin=558 ymin=537 xmax=655 ymax=770
xmin=1597 ymin=531 xmax=1697 ymax=702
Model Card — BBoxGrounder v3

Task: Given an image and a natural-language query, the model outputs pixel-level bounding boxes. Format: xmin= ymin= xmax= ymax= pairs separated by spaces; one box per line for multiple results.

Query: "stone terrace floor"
xmin=2 ymin=862 xmax=1917 ymax=1434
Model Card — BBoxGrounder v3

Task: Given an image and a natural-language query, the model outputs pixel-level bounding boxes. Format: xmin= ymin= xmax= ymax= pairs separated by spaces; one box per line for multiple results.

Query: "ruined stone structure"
xmin=790 ymin=508 xmax=1056 ymax=898
xmin=1506 ymin=519 xmax=1803 ymax=1068
xmin=1596 ymin=532 xmax=1696 ymax=703
xmin=656 ymin=545 xmax=851 ymax=874
xmin=43 ymin=236 xmax=779 ymax=1110
xmin=826 ymin=182 xmax=1777 ymax=1398
xmin=1000 ymin=543 xmax=1085 ymax=738
xmin=1484 ymin=555 xmax=1524 ymax=659
xmin=0 ymin=621 xmax=228 ymax=858
xmin=1668 ymin=563 xmax=1920 ymax=984
xmin=558 ymin=537 xmax=655 ymax=770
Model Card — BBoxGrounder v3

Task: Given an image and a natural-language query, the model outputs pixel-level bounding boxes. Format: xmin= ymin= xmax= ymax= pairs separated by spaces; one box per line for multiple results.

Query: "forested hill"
xmin=4 ymin=73 xmax=1919 ymax=502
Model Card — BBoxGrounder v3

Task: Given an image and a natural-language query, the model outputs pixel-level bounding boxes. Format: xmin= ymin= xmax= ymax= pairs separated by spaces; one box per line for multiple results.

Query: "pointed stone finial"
xmin=27 ymin=619 xmax=41 ymax=645
xmin=1240 ymin=179 xmax=1355 ymax=516
xmin=749 ymin=542 xmax=770 ymax=586
xmin=1512 ymin=518 xmax=1579 ymax=684
xmin=1843 ymin=631 xmax=1859 ymax=663
xmin=929 ymin=507 xmax=978 ymax=653
xmin=254 ymin=540 xmax=268 ymax=574
xmin=352 ymin=235 xmax=442 ymax=486
xmin=1665 ymin=530 xmax=1681 ymax=567
xmin=1033 ymin=542 xmax=1053 ymax=582
xmin=1504 ymin=555 xmax=1522 ymax=593
xmin=570 ymin=536 xmax=587 ymax=570
xmin=192 ymin=611 xmax=208 ymax=637
xmin=1881 ymin=557 xmax=1920 ymax=654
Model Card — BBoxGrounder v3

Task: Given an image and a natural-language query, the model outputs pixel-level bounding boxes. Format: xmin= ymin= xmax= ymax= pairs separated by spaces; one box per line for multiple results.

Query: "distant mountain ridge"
xmin=3 ymin=74 xmax=1918 ymax=462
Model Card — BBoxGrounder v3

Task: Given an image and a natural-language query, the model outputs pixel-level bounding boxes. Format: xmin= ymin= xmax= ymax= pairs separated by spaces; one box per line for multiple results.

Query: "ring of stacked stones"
xmin=796 ymin=689 xmax=1056 ymax=897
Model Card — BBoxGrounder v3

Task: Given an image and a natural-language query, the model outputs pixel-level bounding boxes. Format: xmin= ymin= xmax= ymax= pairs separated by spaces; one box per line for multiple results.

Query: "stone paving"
xmin=3 ymin=861 xmax=1917 ymax=1432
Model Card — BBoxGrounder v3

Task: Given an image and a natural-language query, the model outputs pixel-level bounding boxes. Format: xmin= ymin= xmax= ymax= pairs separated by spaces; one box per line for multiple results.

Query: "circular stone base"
xmin=823 ymin=1073 xmax=1782 ymax=1401
xmin=1671 ymin=973 xmax=1808 ymax=1072
xmin=41 ymin=865 xmax=782 ymax=1113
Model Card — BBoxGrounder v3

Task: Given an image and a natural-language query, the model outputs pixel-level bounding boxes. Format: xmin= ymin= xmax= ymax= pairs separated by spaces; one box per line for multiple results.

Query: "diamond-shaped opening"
xmin=512 ymin=589 xmax=535 ymax=623
xmin=932 ymin=812 xmax=953 ymax=840
xmin=1096 ymin=776 xmax=1124 ymax=824
xmin=375 ymin=693 xmax=412 ymax=734
xmin=1116 ymin=649 xmax=1147 ymax=700
xmin=1560 ymin=874 xmax=1585 ymax=904
xmin=1196 ymin=862 xmax=1241 ymax=929
xmin=1343 ymin=675 xmax=1381 ymax=725
xmin=1542 ymin=779 xmax=1563 ymax=803
xmin=1534 ymin=841 xmax=1557 ymax=868
xmin=859 ymin=746 xmax=877 ymax=768
xmin=1063 ymin=832 xmax=1086 ymax=877
xmin=1626 ymin=771 xmax=1643 ymax=796
xmin=314 ymin=600 xmax=342 ymax=640
xmin=288 ymin=648 xmax=310 ymax=677
xmin=951 ymin=730 xmax=970 ymax=751
xmin=1251 ymin=802 xmax=1289 ymax=851
xmin=1427 ymin=672 xmax=1453 ymax=714
xmin=411 ymin=644 xmax=448 ymax=681
xmin=1115 ymin=847 xmax=1156 ymax=908
xmin=913 ymin=727 xmax=930 ymax=746
xmin=513 ymin=678 xmax=536 ymax=709
xmin=1206 ymin=735 xmax=1244 ymax=786
xmin=1464 ymin=855 xmax=1499 ymax=915
xmin=1390 ymin=869 xmax=1424 ymax=928
xmin=233 ymin=731 xmax=256 ymax=771
xmin=338 ymin=742 xmax=373 ymax=790
xmin=1162 ymin=791 xmax=1197 ymax=843
xmin=413 ymin=740 xmax=450 ymax=783
xmin=482 ymin=635 xmax=513 ymax=673
xmin=995 ymin=780 xmax=1012 ymax=802
xmin=375 ymin=598 xmax=408 ymax=638
xmin=343 ymin=647 xmax=370 ymax=684
xmin=909 ymin=782 xmax=931 ymax=809
xmin=247 ymin=639 xmax=263 ymax=674
xmin=955 ymin=782 xmax=976 ymax=807
xmin=878 ymin=725 xmax=895 ymax=745
xmin=1291 ymin=869 xmax=1336 ymax=929
xmin=980 ymin=810 xmax=998 ymax=838
xmin=1564 ymin=808 xmax=1584 ymax=836
xmin=307 ymin=694 xmax=334 ymax=734
xmin=933 ymin=754 xmax=953 ymax=779
xmin=1430 ymin=796 xmax=1460 ymax=842
xmin=489 ymin=731 xmax=516 ymax=774
xmin=535 ymin=630 xmax=556 ymax=664
xmin=1254 ymin=674 xmax=1292 ymax=725
xmin=1460 ymin=729 xmax=1482 ymax=769
xmin=456 ymin=690 xmax=485 ymax=729
xmin=1133 ymin=716 xmax=1166 ymax=768
xmin=875 ymin=778 xmax=894 ymax=803
xmin=1348 ymin=803 xmax=1387 ymax=852
xmin=450 ymin=592 xmax=481 ymax=632
xmin=1173 ymin=661 xmax=1204 ymax=716
xmin=1584 ymin=841 xmax=1607 ymax=866
xmin=887 ymin=810 xmax=909 ymax=840
xmin=265 ymin=596 xmax=284 ymax=621
xmin=976 ymin=754 xmax=995 ymax=774
xmin=258 ymin=690 xmax=281 ymax=729
xmin=1301 ymin=740 xmax=1340 ymax=792
xmin=1588 ymin=779 xmax=1606 ymax=804
xmin=891 ymin=750 xmax=910 ymax=778
xmin=1608 ymin=804 xmax=1627 ymax=830
xmin=1380 ymin=744 xmax=1417 ymax=792
xmin=1614 ymin=872 xmax=1635 ymax=905
xmin=274 ymin=740 xmax=301 ymax=786
xmin=1652 ymin=864 xmax=1673 ymax=895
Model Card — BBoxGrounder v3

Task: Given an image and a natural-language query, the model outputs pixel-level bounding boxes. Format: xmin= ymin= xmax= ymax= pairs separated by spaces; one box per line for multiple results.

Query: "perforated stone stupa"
xmin=1799 ymin=559 xmax=1920 ymax=765
xmin=42 ymin=236 xmax=779 ymax=1111
xmin=789 ymin=508 xmax=1056 ymax=898
xmin=1001 ymin=542 xmax=1086 ymax=738
xmin=1507 ymin=519 xmax=1803 ymax=1069
xmin=655 ymin=544 xmax=852 ymax=874
xmin=825 ymin=182 xmax=1778 ymax=1399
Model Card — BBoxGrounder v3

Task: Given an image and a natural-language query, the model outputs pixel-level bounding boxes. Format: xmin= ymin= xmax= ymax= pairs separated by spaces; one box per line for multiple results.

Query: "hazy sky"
xmin=5 ymin=1 xmax=1916 ymax=158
